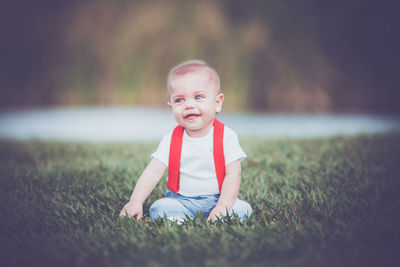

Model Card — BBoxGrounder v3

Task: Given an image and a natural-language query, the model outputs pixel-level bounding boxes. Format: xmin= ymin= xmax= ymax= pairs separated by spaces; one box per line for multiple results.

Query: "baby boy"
xmin=120 ymin=60 xmax=252 ymax=223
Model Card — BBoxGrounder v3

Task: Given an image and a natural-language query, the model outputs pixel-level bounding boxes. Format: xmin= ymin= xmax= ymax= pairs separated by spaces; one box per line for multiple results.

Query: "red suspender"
xmin=167 ymin=119 xmax=225 ymax=194
xmin=167 ymin=125 xmax=184 ymax=194
xmin=213 ymin=119 xmax=226 ymax=191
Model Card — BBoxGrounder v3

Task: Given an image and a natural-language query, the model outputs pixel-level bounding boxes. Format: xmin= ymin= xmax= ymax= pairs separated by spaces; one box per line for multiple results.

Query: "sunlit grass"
xmin=1 ymin=133 xmax=400 ymax=266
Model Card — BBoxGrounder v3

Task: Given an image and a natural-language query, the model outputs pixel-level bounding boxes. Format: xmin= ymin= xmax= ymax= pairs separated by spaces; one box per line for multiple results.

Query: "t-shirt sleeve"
xmin=223 ymin=127 xmax=247 ymax=165
xmin=151 ymin=133 xmax=171 ymax=167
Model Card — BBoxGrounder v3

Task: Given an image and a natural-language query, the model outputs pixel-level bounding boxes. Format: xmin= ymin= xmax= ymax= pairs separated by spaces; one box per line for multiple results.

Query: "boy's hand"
xmin=119 ymin=201 xmax=143 ymax=220
xmin=207 ymin=204 xmax=228 ymax=222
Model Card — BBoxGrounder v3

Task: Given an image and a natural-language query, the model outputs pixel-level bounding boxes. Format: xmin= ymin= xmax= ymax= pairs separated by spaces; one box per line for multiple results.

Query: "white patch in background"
xmin=0 ymin=107 xmax=399 ymax=142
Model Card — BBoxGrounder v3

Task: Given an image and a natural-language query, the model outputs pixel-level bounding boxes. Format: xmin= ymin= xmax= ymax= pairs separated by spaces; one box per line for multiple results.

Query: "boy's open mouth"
xmin=184 ymin=113 xmax=200 ymax=119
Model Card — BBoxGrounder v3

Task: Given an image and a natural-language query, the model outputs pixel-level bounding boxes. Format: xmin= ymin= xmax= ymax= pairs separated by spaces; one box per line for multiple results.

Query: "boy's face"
xmin=168 ymin=69 xmax=224 ymax=137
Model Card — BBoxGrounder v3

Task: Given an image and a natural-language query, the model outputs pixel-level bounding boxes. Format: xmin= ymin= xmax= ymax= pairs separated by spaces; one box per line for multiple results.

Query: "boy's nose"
xmin=184 ymin=99 xmax=195 ymax=109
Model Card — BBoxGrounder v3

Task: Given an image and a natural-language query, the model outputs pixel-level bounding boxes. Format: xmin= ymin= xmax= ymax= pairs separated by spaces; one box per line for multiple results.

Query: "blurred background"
xmin=1 ymin=0 xmax=400 ymax=141
xmin=2 ymin=0 xmax=399 ymax=113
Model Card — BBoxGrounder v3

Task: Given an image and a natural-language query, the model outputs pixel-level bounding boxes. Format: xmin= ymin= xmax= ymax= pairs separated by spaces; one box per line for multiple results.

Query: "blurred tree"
xmin=1 ymin=0 xmax=399 ymax=113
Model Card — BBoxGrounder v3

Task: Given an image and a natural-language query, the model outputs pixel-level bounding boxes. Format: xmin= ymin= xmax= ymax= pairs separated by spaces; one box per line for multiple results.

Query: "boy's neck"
xmin=184 ymin=120 xmax=214 ymax=138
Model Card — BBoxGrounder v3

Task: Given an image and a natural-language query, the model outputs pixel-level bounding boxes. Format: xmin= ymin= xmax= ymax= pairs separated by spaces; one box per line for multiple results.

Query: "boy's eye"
xmin=195 ymin=95 xmax=204 ymax=100
xmin=174 ymin=98 xmax=184 ymax=103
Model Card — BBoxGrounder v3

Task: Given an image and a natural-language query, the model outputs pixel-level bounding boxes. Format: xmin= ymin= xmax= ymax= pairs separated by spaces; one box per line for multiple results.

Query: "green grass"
xmin=1 ymin=133 xmax=400 ymax=267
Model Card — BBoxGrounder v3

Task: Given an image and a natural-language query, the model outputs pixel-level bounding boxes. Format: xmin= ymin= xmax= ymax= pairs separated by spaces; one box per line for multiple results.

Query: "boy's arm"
xmin=119 ymin=158 xmax=166 ymax=220
xmin=207 ymin=159 xmax=241 ymax=222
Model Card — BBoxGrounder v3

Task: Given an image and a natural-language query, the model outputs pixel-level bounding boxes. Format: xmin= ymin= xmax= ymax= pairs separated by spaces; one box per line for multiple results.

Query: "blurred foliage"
xmin=1 ymin=0 xmax=399 ymax=112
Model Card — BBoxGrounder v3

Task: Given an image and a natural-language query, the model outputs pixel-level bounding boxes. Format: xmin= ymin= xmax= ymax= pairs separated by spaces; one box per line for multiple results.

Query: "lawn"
xmin=1 ymin=133 xmax=399 ymax=267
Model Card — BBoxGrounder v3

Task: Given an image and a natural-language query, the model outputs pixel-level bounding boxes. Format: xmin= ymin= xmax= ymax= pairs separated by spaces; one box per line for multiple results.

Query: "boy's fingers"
xmin=208 ymin=207 xmax=226 ymax=222
xmin=135 ymin=210 xmax=143 ymax=220
xmin=207 ymin=211 xmax=216 ymax=221
xmin=120 ymin=208 xmax=135 ymax=218
xmin=119 ymin=209 xmax=127 ymax=217
xmin=208 ymin=214 xmax=216 ymax=222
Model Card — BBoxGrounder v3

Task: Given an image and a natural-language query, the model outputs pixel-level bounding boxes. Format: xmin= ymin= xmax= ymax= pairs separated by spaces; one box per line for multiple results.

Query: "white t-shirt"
xmin=151 ymin=125 xmax=247 ymax=196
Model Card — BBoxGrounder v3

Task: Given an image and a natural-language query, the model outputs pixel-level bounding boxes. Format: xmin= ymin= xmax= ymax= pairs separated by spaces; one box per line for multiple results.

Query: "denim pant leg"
xmin=174 ymin=193 xmax=212 ymax=218
xmin=150 ymin=190 xmax=252 ymax=222
xmin=229 ymin=199 xmax=253 ymax=222
xmin=203 ymin=196 xmax=252 ymax=222
xmin=150 ymin=190 xmax=216 ymax=221
xmin=149 ymin=196 xmax=193 ymax=221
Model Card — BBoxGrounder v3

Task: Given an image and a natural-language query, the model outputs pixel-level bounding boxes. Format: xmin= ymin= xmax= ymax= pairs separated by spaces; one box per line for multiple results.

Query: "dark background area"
xmin=1 ymin=0 xmax=399 ymax=113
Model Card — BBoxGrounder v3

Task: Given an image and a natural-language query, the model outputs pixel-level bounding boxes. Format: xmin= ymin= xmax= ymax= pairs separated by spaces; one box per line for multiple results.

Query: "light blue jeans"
xmin=149 ymin=190 xmax=252 ymax=222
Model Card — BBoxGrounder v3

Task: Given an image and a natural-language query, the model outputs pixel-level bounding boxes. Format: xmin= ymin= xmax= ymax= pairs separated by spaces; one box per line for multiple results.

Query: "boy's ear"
xmin=167 ymin=102 xmax=172 ymax=109
xmin=215 ymin=93 xmax=224 ymax=113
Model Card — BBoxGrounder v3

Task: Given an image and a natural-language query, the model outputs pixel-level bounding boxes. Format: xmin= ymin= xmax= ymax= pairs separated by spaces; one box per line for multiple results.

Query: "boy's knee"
xmin=230 ymin=199 xmax=252 ymax=221
xmin=149 ymin=198 xmax=171 ymax=219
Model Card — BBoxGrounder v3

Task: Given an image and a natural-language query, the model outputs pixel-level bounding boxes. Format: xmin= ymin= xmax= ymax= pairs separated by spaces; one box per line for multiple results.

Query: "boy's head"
xmin=167 ymin=60 xmax=221 ymax=94
xmin=167 ymin=60 xmax=224 ymax=137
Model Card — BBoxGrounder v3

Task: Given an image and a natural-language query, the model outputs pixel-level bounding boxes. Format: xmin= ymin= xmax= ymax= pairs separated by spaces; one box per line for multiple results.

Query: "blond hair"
xmin=167 ymin=60 xmax=221 ymax=93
